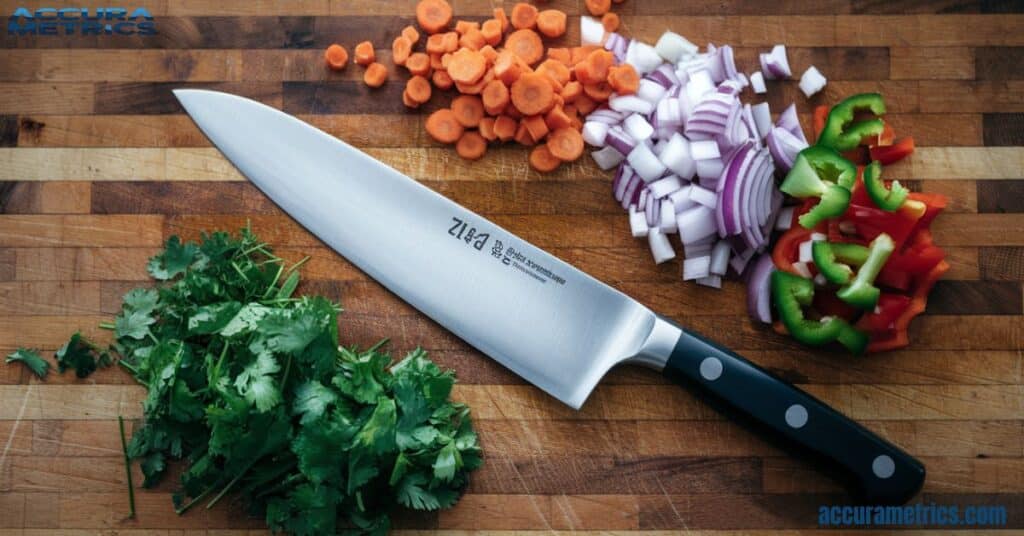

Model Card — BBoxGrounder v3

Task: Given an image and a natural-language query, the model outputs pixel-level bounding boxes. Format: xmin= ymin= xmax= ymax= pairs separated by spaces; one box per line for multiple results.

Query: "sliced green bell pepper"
xmin=837 ymin=232 xmax=895 ymax=309
xmin=771 ymin=270 xmax=868 ymax=354
xmin=811 ymin=241 xmax=870 ymax=285
xmin=863 ymin=160 xmax=908 ymax=212
xmin=780 ymin=146 xmax=857 ymax=229
xmin=818 ymin=93 xmax=887 ymax=152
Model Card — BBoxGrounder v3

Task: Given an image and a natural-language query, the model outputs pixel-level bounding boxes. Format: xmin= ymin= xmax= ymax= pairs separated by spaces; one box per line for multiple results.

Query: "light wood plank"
xmin=0 ymin=84 xmax=94 ymax=115
xmin=835 ymin=15 xmax=1024 ymax=47
xmin=0 ymin=216 xmax=164 ymax=247
xmin=890 ymin=47 xmax=975 ymax=80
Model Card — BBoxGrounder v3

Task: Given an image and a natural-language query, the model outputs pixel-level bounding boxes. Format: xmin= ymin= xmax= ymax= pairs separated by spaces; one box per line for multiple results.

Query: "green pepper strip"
xmin=771 ymin=270 xmax=868 ymax=354
xmin=863 ymin=160 xmax=908 ymax=212
xmin=818 ymin=93 xmax=887 ymax=152
xmin=811 ymin=241 xmax=870 ymax=285
xmin=780 ymin=146 xmax=857 ymax=229
xmin=837 ymin=232 xmax=895 ymax=310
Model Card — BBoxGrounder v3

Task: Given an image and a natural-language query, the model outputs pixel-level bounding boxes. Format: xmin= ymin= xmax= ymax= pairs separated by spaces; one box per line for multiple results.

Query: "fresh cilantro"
xmin=5 ymin=348 xmax=49 ymax=379
xmin=37 ymin=229 xmax=482 ymax=535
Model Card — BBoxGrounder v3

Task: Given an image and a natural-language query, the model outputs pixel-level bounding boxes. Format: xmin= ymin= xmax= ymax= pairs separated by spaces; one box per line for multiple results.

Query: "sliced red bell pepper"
xmin=866 ymin=260 xmax=949 ymax=353
xmin=812 ymin=105 xmax=829 ymax=143
xmin=869 ymin=136 xmax=915 ymax=165
xmin=856 ymin=293 xmax=912 ymax=333
xmin=907 ymin=192 xmax=948 ymax=229
xmin=772 ymin=225 xmax=813 ymax=276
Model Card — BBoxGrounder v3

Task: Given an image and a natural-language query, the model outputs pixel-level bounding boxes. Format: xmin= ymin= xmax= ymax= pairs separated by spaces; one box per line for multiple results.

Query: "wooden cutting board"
xmin=1 ymin=0 xmax=1022 ymax=533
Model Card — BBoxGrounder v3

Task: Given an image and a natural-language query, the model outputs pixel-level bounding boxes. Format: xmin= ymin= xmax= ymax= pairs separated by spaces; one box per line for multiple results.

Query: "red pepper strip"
xmin=866 ymin=260 xmax=949 ymax=353
xmin=857 ymin=293 xmax=912 ymax=333
xmin=812 ymin=105 xmax=829 ymax=142
xmin=869 ymin=136 xmax=915 ymax=165
xmin=907 ymin=192 xmax=948 ymax=229
xmin=876 ymin=123 xmax=896 ymax=146
xmin=813 ymin=289 xmax=862 ymax=321
xmin=772 ymin=226 xmax=813 ymax=276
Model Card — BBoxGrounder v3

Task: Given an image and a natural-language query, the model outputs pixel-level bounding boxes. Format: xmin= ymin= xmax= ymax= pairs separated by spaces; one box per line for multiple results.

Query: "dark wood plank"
xmin=93 ymin=82 xmax=282 ymax=114
xmin=850 ymin=0 xmax=1021 ymax=13
xmin=927 ymin=280 xmax=1023 ymax=315
xmin=979 ymin=246 xmax=1024 ymax=280
xmin=984 ymin=113 xmax=1024 ymax=146
xmin=978 ymin=180 xmax=1024 ymax=213
xmin=976 ymin=46 xmax=1024 ymax=80
xmin=282 ymin=81 xmax=416 ymax=115
xmin=0 ymin=248 xmax=14 ymax=281
xmin=0 ymin=114 xmax=17 ymax=147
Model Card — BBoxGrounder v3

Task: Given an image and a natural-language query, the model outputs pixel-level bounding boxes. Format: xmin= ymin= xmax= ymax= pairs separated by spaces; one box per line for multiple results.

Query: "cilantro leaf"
xmin=354 ymin=397 xmax=396 ymax=455
xmin=115 ymin=309 xmax=156 ymax=340
xmin=432 ymin=440 xmax=462 ymax=482
xmin=187 ymin=301 xmax=242 ymax=335
xmin=55 ymin=332 xmax=102 ymax=378
xmin=234 ymin=353 xmax=281 ymax=412
xmin=123 ymin=288 xmax=159 ymax=315
xmin=395 ymin=473 xmax=441 ymax=510
xmin=5 ymin=348 xmax=49 ymax=379
xmin=292 ymin=381 xmax=337 ymax=425
xmin=147 ymin=236 xmax=201 ymax=280
xmin=293 ymin=416 xmax=353 ymax=485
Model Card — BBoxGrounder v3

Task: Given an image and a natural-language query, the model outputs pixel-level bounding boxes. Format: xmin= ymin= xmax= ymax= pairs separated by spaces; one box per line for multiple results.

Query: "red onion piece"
xmin=746 ymin=253 xmax=775 ymax=323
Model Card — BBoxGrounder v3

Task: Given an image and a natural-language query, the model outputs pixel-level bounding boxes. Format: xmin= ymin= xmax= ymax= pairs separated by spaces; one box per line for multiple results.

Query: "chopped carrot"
xmin=585 ymin=0 xmax=611 ymax=16
xmin=574 ymin=94 xmax=597 ymax=115
xmin=545 ymin=76 xmax=564 ymax=94
xmin=504 ymin=29 xmax=544 ymax=66
xmin=402 ymin=25 xmax=420 ymax=44
xmin=354 ymin=41 xmax=375 ymax=66
xmin=510 ymin=3 xmax=538 ymax=30
xmin=536 ymin=59 xmax=570 ymax=86
xmin=536 ymin=9 xmax=567 ymax=38
xmin=432 ymin=69 xmax=454 ymax=89
xmin=546 ymin=127 xmax=584 ymax=161
xmin=441 ymin=31 xmax=460 ymax=52
xmin=560 ymin=80 xmax=582 ymax=102
xmin=403 ymin=89 xmax=419 ymax=109
xmin=451 ymin=95 xmax=485 ymax=127
xmin=416 ymin=0 xmax=453 ymax=34
xmin=406 ymin=75 xmax=432 ymax=104
xmin=504 ymin=102 xmax=523 ymax=119
xmin=494 ymin=115 xmax=517 ymax=141
xmin=583 ymin=49 xmax=614 ymax=83
xmin=363 ymin=62 xmax=388 ymax=87
xmin=455 ymin=20 xmax=479 ymax=35
xmin=479 ymin=117 xmax=497 ymax=141
xmin=441 ymin=52 xmax=453 ymax=69
xmin=552 ymin=93 xmax=565 ymax=107
xmin=425 ymin=33 xmax=446 ymax=54
xmin=454 ymin=69 xmax=493 ymax=94
xmin=523 ymin=114 xmax=549 ymax=141
xmin=459 ymin=28 xmax=487 ymax=50
xmin=479 ymin=45 xmax=498 ymax=64
xmin=570 ymin=46 xmax=599 ymax=66
xmin=529 ymin=145 xmax=561 ymax=172
xmin=429 ymin=52 xmax=445 ymax=69
xmin=482 ymin=79 xmax=510 ymax=115
xmin=392 ymin=36 xmax=413 ymax=65
xmin=455 ymin=131 xmax=488 ymax=160
xmin=324 ymin=44 xmax=349 ymax=70
xmin=447 ymin=48 xmax=487 ymax=84
xmin=607 ymin=63 xmax=639 ymax=95
xmin=583 ymin=80 xmax=612 ymax=100
xmin=406 ymin=52 xmax=431 ymax=76
xmin=493 ymin=7 xmax=509 ymax=33
xmin=547 ymin=47 xmax=570 ymax=66
xmin=425 ymin=108 xmax=464 ymax=143
xmin=481 ymin=19 xmax=503 ymax=46
xmin=493 ymin=50 xmax=523 ymax=85
xmin=601 ymin=12 xmax=619 ymax=32
xmin=514 ymin=120 xmax=535 ymax=146
xmin=544 ymin=105 xmax=573 ymax=130
xmin=511 ymin=72 xmax=555 ymax=116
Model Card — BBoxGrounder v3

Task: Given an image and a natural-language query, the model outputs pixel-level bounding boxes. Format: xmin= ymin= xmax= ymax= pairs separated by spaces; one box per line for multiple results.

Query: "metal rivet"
xmin=699 ymin=357 xmax=723 ymax=381
xmin=872 ymin=455 xmax=895 ymax=479
xmin=785 ymin=404 xmax=808 ymax=429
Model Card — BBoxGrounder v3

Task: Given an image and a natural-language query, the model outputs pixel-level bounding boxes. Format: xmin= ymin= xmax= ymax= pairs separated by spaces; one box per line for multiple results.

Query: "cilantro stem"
xmin=99 ymin=321 xmax=116 ymax=330
xmin=117 ymin=415 xmax=136 ymax=519
xmin=175 ymin=486 xmax=214 ymax=515
xmin=206 ymin=458 xmax=257 ymax=510
xmin=262 ymin=265 xmax=285 ymax=299
xmin=254 ymin=471 xmax=302 ymax=499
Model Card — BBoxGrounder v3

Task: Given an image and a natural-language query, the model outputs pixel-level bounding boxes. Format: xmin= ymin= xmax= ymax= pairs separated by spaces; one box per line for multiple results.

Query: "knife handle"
xmin=657 ymin=316 xmax=924 ymax=505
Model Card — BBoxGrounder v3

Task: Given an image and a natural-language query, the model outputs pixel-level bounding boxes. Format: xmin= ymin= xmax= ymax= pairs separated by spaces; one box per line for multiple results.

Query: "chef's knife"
xmin=175 ymin=89 xmax=924 ymax=504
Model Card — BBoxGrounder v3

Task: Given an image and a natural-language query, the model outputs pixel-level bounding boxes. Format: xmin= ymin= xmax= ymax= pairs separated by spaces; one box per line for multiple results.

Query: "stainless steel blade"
xmin=175 ymin=89 xmax=664 ymax=409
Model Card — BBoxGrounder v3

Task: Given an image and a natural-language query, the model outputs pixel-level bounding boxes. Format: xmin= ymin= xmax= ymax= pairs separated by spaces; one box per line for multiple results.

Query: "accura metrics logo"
xmin=8 ymin=6 xmax=157 ymax=35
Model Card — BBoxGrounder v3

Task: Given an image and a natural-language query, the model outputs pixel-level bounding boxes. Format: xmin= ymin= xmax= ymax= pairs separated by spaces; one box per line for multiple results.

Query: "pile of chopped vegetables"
xmin=759 ymin=94 xmax=946 ymax=354
xmin=6 ymin=229 xmax=482 ymax=536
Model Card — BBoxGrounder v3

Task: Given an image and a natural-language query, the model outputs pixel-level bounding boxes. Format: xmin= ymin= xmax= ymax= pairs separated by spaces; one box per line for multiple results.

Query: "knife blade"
xmin=175 ymin=89 xmax=925 ymax=504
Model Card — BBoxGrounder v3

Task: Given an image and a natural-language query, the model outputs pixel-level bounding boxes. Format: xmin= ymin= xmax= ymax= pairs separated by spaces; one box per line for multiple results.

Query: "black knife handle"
xmin=659 ymin=317 xmax=924 ymax=504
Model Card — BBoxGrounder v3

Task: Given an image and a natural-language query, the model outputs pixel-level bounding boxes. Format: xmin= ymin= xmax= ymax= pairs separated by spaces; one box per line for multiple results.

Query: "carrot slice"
xmin=574 ymin=94 xmax=597 ymax=115
xmin=536 ymin=9 xmax=567 ymax=38
xmin=601 ymin=12 xmax=620 ymax=32
xmin=607 ymin=63 xmax=639 ymax=95
xmin=363 ymin=62 xmax=388 ymax=87
xmin=536 ymin=59 xmax=570 ymax=86
xmin=546 ymin=127 xmax=584 ymax=161
xmin=432 ymin=69 xmax=454 ymax=89
xmin=547 ymin=47 xmax=571 ymax=66
xmin=582 ymin=80 xmax=612 ymax=101
xmin=354 ymin=41 xmax=375 ymax=66
xmin=441 ymin=31 xmax=460 ymax=52
xmin=544 ymin=105 xmax=573 ymax=130
xmin=481 ymin=79 xmax=510 ymax=115
xmin=478 ymin=117 xmax=497 ymax=141
xmin=529 ymin=145 xmax=561 ymax=172
xmin=493 ymin=50 xmax=523 ymax=85
xmin=406 ymin=52 xmax=431 ymax=76
xmin=560 ymin=80 xmax=582 ymax=102
xmin=514 ymin=120 xmax=535 ymax=146
xmin=584 ymin=0 xmax=611 ymax=16
xmin=504 ymin=102 xmax=523 ymax=119
xmin=504 ymin=29 xmax=544 ymax=66
xmin=510 ymin=3 xmax=538 ymax=30
xmin=523 ymin=114 xmax=549 ymax=141
xmin=416 ymin=0 xmax=453 ymax=34
xmin=403 ymin=89 xmax=419 ymax=109
xmin=402 ymin=25 xmax=420 ymax=44
xmin=511 ymin=72 xmax=555 ymax=115
xmin=392 ymin=36 xmax=413 ymax=65
xmin=447 ymin=48 xmax=487 ymax=84
xmin=454 ymin=68 xmax=493 ymax=94
xmin=479 ymin=45 xmax=498 ymax=64
xmin=324 ymin=44 xmax=349 ymax=70
xmin=570 ymin=45 xmax=598 ymax=66
xmin=430 ymin=52 xmax=445 ymax=70
xmin=455 ymin=131 xmax=488 ymax=160
xmin=425 ymin=33 xmax=446 ymax=54
xmin=493 ymin=115 xmax=517 ymax=141
xmin=459 ymin=28 xmax=487 ymax=51
xmin=493 ymin=7 xmax=509 ymax=33
xmin=455 ymin=20 xmax=479 ymax=35
xmin=406 ymin=75 xmax=432 ymax=104
xmin=481 ymin=19 xmax=503 ymax=46
xmin=451 ymin=95 xmax=485 ymax=127
xmin=425 ymin=108 xmax=464 ymax=143
xmin=583 ymin=49 xmax=614 ymax=84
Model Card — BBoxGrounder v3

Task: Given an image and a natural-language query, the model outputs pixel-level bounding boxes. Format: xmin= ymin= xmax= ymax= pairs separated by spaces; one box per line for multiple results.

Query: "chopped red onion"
xmin=637 ymin=187 xmax=649 ymax=211
xmin=761 ymin=44 xmax=791 ymax=79
xmin=582 ymin=121 xmax=610 ymax=146
xmin=659 ymin=199 xmax=677 ymax=233
xmin=624 ymin=113 xmax=655 ymax=141
xmin=799 ymin=66 xmax=827 ymax=97
xmin=730 ymin=246 xmax=756 ymax=274
xmin=697 ymin=275 xmax=722 ymax=288
xmin=613 ymin=164 xmax=633 ymax=202
xmin=604 ymin=32 xmax=628 ymax=62
xmin=776 ymin=103 xmax=807 ymax=144
xmin=766 ymin=126 xmax=807 ymax=172
xmin=746 ymin=253 xmax=774 ymax=323
xmin=655 ymin=31 xmax=698 ymax=63
xmin=676 ymin=205 xmax=717 ymax=245
xmin=627 ymin=142 xmax=668 ymax=182
xmin=587 ymin=108 xmax=626 ymax=124
xmin=648 ymin=174 xmax=684 ymax=198
xmin=658 ymin=133 xmax=695 ymax=178
xmin=627 ymin=40 xmax=663 ymax=75
xmin=682 ymin=255 xmax=711 ymax=281
xmin=689 ymin=185 xmax=717 ymax=209
xmin=685 ymin=69 xmax=715 ymax=105
xmin=689 ymin=139 xmax=720 ymax=161
xmin=592 ymin=146 xmax=625 ymax=170
xmin=669 ymin=185 xmax=696 ymax=212
xmin=629 ymin=205 xmax=648 ymax=237
xmin=620 ymin=174 xmax=642 ymax=209
xmin=605 ymin=126 xmax=637 ymax=156
xmin=710 ymin=240 xmax=731 ymax=275
xmin=580 ymin=16 xmax=606 ymax=46
xmin=695 ymin=156 xmax=724 ymax=181
xmin=775 ymin=206 xmax=795 ymax=231
xmin=717 ymin=79 xmax=744 ymax=96
xmin=750 ymin=71 xmax=766 ymax=94
xmin=751 ymin=102 xmax=772 ymax=142
xmin=636 ymin=79 xmax=668 ymax=104
xmin=648 ymin=228 xmax=676 ymax=264
xmin=798 ymin=239 xmax=814 ymax=263
xmin=610 ymin=94 xmax=655 ymax=115
xmin=645 ymin=189 xmax=658 ymax=226
xmin=792 ymin=261 xmax=812 ymax=279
